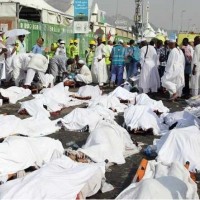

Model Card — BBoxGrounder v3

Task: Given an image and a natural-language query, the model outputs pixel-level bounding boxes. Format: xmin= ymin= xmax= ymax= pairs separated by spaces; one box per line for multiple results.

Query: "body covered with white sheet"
xmin=79 ymin=119 xmax=140 ymax=164
xmin=0 ymin=156 xmax=105 ymax=200
xmin=0 ymin=136 xmax=64 ymax=178
xmin=116 ymin=161 xmax=198 ymax=199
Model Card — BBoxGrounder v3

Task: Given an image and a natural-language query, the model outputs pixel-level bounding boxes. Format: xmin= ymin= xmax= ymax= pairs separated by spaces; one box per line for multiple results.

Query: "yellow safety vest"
xmin=105 ymin=45 xmax=111 ymax=65
xmin=86 ymin=48 xmax=95 ymax=67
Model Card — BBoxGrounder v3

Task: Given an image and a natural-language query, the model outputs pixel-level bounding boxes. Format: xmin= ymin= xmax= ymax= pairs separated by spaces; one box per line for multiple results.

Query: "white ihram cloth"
xmin=19 ymin=83 xmax=70 ymax=117
xmin=75 ymin=64 xmax=92 ymax=84
xmin=11 ymin=53 xmax=32 ymax=86
xmin=77 ymin=85 xmax=102 ymax=99
xmin=156 ymin=126 xmax=200 ymax=171
xmin=191 ymin=44 xmax=200 ymax=96
xmin=60 ymin=105 xmax=115 ymax=131
xmin=139 ymin=45 xmax=160 ymax=93
xmin=91 ymin=43 xmax=108 ymax=85
xmin=162 ymin=110 xmax=200 ymax=129
xmin=79 ymin=120 xmax=140 ymax=164
xmin=161 ymin=47 xmax=185 ymax=97
xmin=116 ymin=161 xmax=198 ymax=199
xmin=0 ymin=86 xmax=31 ymax=104
xmin=88 ymin=94 xmax=127 ymax=113
xmin=109 ymin=86 xmax=138 ymax=103
xmin=25 ymin=54 xmax=49 ymax=86
xmin=135 ymin=93 xmax=169 ymax=113
xmin=0 ymin=156 xmax=105 ymax=200
xmin=124 ymin=105 xmax=164 ymax=135
xmin=0 ymin=136 xmax=64 ymax=177
xmin=0 ymin=114 xmax=61 ymax=138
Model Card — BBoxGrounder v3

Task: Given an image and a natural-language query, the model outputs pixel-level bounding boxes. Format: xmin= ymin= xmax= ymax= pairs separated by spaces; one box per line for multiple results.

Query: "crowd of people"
xmin=0 ymin=29 xmax=200 ymax=101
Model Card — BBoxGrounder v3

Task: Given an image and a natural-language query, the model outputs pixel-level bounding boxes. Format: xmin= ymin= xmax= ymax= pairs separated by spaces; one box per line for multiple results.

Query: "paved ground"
xmin=0 ymin=88 xmax=199 ymax=199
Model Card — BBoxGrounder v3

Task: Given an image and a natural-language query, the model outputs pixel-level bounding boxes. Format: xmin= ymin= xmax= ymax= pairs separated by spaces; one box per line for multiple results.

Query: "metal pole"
xmin=180 ymin=10 xmax=185 ymax=32
xmin=141 ymin=0 xmax=144 ymax=38
xmin=171 ymin=0 xmax=175 ymax=31
xmin=187 ymin=18 xmax=192 ymax=33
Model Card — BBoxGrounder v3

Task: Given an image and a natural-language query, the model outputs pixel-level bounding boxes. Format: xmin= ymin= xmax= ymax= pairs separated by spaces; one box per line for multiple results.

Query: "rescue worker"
xmin=85 ymin=40 xmax=96 ymax=69
xmin=66 ymin=39 xmax=74 ymax=58
xmin=70 ymin=40 xmax=79 ymax=60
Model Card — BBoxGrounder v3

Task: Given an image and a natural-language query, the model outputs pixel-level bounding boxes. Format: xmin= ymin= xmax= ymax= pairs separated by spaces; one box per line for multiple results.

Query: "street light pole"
xmin=180 ymin=10 xmax=186 ymax=32
xmin=171 ymin=0 xmax=175 ymax=31
xmin=188 ymin=18 xmax=192 ymax=33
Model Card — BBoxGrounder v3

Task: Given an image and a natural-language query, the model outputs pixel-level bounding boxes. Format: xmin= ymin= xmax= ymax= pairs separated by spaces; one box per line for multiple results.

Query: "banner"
xmin=74 ymin=0 xmax=89 ymax=34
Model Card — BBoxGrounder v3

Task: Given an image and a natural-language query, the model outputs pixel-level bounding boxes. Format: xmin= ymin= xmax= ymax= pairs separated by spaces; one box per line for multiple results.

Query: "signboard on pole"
xmin=74 ymin=0 xmax=89 ymax=34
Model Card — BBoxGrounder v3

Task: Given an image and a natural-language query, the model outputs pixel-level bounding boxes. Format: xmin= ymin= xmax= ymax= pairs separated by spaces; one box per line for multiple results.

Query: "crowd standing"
xmin=0 ymin=29 xmax=200 ymax=101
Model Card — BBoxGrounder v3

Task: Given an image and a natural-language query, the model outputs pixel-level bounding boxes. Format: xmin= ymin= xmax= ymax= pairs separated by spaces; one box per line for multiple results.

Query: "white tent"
xmin=0 ymin=0 xmax=72 ymax=25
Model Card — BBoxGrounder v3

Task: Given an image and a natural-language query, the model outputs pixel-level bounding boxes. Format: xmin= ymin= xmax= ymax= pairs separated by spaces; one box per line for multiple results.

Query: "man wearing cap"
xmin=191 ymin=36 xmax=200 ymax=96
xmin=91 ymin=37 xmax=108 ymax=86
xmin=55 ymin=40 xmax=66 ymax=57
xmin=110 ymin=39 xmax=126 ymax=86
xmin=16 ymin=35 xmax=26 ymax=54
xmin=139 ymin=38 xmax=160 ymax=93
xmin=75 ymin=60 xmax=92 ymax=85
xmin=85 ymin=40 xmax=96 ymax=69
xmin=161 ymin=39 xmax=185 ymax=100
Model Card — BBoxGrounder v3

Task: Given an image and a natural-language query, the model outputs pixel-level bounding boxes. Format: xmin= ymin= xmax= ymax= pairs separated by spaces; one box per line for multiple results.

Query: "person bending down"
xmin=24 ymin=54 xmax=52 ymax=88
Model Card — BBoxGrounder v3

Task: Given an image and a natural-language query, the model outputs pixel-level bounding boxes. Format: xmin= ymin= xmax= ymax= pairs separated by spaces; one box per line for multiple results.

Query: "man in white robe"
xmin=191 ymin=36 xmax=200 ymax=96
xmin=11 ymin=53 xmax=32 ymax=86
xmin=139 ymin=39 xmax=160 ymax=93
xmin=91 ymin=37 xmax=108 ymax=86
xmin=161 ymin=39 xmax=185 ymax=100
xmin=75 ymin=60 xmax=92 ymax=84
xmin=24 ymin=54 xmax=50 ymax=88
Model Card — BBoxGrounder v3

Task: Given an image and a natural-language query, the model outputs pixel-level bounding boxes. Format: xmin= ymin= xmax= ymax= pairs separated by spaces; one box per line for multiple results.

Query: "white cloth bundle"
xmin=0 ymin=86 xmax=31 ymax=104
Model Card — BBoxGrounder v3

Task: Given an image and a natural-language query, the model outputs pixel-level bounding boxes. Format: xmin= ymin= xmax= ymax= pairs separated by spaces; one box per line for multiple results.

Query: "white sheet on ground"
xmin=185 ymin=106 xmax=200 ymax=118
xmin=19 ymin=83 xmax=87 ymax=117
xmin=124 ymin=105 xmax=165 ymax=135
xmin=161 ymin=111 xmax=200 ymax=129
xmin=89 ymin=95 xmax=127 ymax=113
xmin=79 ymin=119 xmax=140 ymax=164
xmin=136 ymin=93 xmax=169 ymax=113
xmin=77 ymin=85 xmax=102 ymax=99
xmin=60 ymin=105 xmax=115 ymax=131
xmin=0 ymin=87 xmax=31 ymax=104
xmin=0 ymin=156 xmax=105 ymax=200
xmin=116 ymin=161 xmax=198 ymax=199
xmin=155 ymin=126 xmax=200 ymax=171
xmin=186 ymin=95 xmax=200 ymax=107
xmin=109 ymin=86 xmax=137 ymax=103
xmin=0 ymin=136 xmax=64 ymax=177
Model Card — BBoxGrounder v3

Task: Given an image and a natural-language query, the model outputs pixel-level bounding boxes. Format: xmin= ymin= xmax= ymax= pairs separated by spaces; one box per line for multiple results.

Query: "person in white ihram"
xmin=139 ymin=38 xmax=160 ymax=93
xmin=24 ymin=54 xmax=50 ymax=88
xmin=161 ymin=38 xmax=185 ymax=101
xmin=75 ymin=60 xmax=92 ymax=85
xmin=191 ymin=36 xmax=200 ymax=96
xmin=91 ymin=37 xmax=108 ymax=86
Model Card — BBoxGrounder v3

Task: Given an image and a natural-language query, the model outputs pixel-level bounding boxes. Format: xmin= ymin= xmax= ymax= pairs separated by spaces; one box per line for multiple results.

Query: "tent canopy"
xmin=0 ymin=0 xmax=72 ymax=24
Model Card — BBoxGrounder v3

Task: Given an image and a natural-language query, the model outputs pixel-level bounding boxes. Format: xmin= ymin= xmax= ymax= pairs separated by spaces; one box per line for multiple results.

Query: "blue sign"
xmin=74 ymin=0 xmax=88 ymax=22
